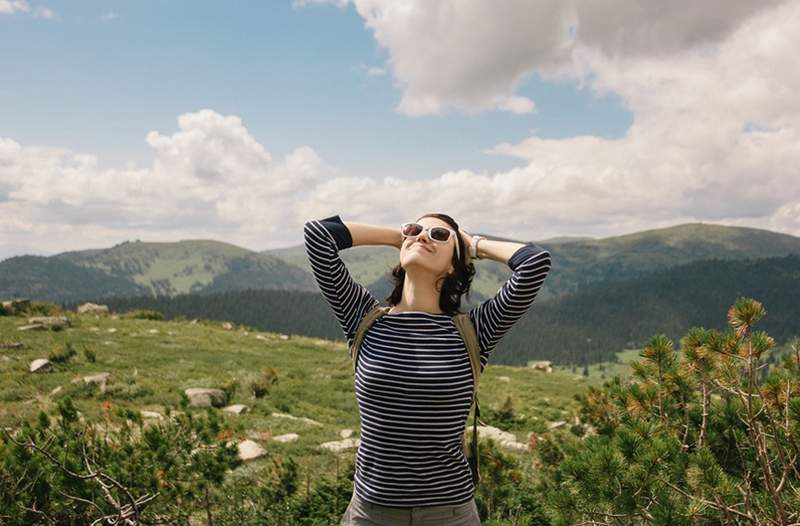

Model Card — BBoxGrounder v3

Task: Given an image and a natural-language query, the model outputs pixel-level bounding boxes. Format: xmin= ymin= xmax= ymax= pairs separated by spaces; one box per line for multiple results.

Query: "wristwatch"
xmin=469 ymin=235 xmax=485 ymax=260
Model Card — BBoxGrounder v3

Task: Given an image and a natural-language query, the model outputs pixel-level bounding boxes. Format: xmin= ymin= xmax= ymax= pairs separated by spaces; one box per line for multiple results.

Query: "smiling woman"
xmin=303 ymin=213 xmax=552 ymax=523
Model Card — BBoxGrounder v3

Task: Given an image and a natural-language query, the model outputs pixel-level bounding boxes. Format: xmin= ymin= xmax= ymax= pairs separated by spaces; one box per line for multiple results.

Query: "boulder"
xmin=339 ymin=428 xmax=354 ymax=439
xmin=237 ymin=440 xmax=267 ymax=461
xmin=270 ymin=412 xmax=323 ymax=427
xmin=27 ymin=316 xmax=70 ymax=330
xmin=29 ymin=358 xmax=52 ymax=373
xmin=82 ymin=372 xmax=111 ymax=393
xmin=474 ymin=424 xmax=527 ymax=450
xmin=319 ymin=438 xmax=360 ymax=452
xmin=1 ymin=298 xmax=30 ymax=315
xmin=272 ymin=433 xmax=299 ymax=443
xmin=222 ymin=404 xmax=248 ymax=415
xmin=77 ymin=302 xmax=110 ymax=316
xmin=184 ymin=387 xmax=227 ymax=408
xmin=222 ymin=322 xmax=233 ymax=330
xmin=548 ymin=420 xmax=567 ymax=430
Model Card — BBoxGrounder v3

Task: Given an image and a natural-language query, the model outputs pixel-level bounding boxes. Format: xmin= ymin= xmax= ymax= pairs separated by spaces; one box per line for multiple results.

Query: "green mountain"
xmin=73 ymin=253 xmax=800 ymax=370
xmin=3 ymin=222 xmax=799 ymax=306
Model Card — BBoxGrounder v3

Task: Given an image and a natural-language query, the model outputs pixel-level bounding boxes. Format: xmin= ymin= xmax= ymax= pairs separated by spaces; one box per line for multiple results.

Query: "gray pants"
xmin=340 ymin=489 xmax=481 ymax=525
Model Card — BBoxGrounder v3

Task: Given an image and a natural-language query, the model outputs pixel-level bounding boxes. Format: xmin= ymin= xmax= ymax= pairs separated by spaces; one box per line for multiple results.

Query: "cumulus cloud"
xmin=0 ymin=0 xmax=54 ymax=18
xmin=2 ymin=1 xmax=800 ymax=257
xmin=0 ymin=110 xmax=337 ymax=251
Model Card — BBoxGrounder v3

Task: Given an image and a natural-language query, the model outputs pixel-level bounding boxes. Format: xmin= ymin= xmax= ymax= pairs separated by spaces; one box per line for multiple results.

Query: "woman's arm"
xmin=343 ymin=221 xmax=404 ymax=249
xmin=464 ymin=233 xmax=552 ymax=372
xmin=303 ymin=215 xmax=381 ymax=349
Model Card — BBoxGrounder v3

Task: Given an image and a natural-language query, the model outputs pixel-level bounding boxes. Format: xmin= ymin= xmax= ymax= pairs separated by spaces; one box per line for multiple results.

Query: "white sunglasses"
xmin=400 ymin=222 xmax=460 ymax=259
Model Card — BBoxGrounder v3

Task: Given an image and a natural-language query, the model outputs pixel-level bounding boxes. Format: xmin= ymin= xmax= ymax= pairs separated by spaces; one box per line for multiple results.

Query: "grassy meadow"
xmin=0 ymin=311 xmax=620 ymax=483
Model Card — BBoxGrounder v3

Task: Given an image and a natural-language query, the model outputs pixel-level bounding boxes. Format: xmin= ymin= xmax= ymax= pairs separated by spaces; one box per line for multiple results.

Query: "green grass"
xmin=0 ymin=313 xmax=617 ymax=478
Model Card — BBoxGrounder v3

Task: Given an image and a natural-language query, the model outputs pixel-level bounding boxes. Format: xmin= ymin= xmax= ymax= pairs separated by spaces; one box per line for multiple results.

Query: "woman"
xmin=303 ymin=213 xmax=552 ymax=525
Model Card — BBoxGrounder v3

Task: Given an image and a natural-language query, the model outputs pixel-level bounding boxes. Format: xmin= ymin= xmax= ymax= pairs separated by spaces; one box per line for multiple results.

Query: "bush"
xmin=121 ymin=308 xmax=164 ymax=320
xmin=250 ymin=367 xmax=278 ymax=399
xmin=48 ymin=342 xmax=78 ymax=364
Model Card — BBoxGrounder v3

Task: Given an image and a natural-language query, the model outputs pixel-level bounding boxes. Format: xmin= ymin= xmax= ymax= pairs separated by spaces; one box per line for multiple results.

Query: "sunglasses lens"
xmin=402 ymin=223 xmax=422 ymax=236
xmin=430 ymin=228 xmax=451 ymax=242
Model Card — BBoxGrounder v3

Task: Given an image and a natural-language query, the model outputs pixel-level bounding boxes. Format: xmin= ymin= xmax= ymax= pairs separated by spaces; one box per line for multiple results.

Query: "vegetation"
xmin=1 ymin=296 xmax=797 ymax=524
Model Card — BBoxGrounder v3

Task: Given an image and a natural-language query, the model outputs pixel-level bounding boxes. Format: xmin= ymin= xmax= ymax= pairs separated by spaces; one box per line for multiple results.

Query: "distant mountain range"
xmin=2 ymin=222 xmax=800 ymax=307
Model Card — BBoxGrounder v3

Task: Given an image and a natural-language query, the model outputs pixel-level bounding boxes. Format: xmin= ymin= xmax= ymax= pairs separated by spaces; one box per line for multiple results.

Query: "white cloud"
xmin=292 ymin=0 xmax=349 ymax=9
xmin=2 ymin=1 xmax=800 ymax=258
xmin=0 ymin=1 xmax=54 ymax=18
xmin=0 ymin=0 xmax=29 ymax=15
xmin=0 ymin=110 xmax=337 ymax=252
xmin=100 ymin=11 xmax=119 ymax=21
xmin=366 ymin=66 xmax=386 ymax=77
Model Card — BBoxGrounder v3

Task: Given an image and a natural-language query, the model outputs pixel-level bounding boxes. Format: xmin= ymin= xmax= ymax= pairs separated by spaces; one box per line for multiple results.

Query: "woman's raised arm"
xmin=303 ymin=215 xmax=383 ymax=349
xmin=343 ymin=221 xmax=404 ymax=249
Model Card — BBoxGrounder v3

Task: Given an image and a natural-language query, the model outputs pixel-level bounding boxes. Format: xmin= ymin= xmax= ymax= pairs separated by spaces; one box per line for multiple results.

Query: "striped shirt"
xmin=303 ymin=214 xmax=552 ymax=507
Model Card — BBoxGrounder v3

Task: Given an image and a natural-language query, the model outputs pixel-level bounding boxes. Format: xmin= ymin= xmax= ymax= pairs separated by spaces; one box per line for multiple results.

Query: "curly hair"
xmin=384 ymin=212 xmax=476 ymax=315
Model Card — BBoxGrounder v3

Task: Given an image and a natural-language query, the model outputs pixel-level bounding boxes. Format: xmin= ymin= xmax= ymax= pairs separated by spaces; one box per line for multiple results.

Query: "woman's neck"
xmin=393 ymin=272 xmax=443 ymax=313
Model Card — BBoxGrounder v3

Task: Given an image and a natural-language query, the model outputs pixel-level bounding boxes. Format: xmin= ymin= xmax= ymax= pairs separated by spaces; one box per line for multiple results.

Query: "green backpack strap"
xmin=452 ymin=312 xmax=484 ymax=485
xmin=349 ymin=304 xmax=390 ymax=373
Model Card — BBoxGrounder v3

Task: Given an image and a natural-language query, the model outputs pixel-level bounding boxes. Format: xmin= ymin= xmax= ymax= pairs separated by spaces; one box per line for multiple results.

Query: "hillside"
xmin=3 ymin=222 xmax=799 ymax=308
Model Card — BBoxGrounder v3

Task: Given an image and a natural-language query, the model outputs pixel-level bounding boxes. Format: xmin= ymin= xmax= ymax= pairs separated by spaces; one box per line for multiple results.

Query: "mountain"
xmin=3 ymin=222 xmax=799 ymax=305
xmin=72 ymin=253 xmax=800 ymax=370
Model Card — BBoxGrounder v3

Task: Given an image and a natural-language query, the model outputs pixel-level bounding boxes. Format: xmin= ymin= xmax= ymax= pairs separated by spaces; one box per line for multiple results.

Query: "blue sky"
xmin=1 ymin=1 xmax=631 ymax=181
xmin=1 ymin=0 xmax=797 ymax=257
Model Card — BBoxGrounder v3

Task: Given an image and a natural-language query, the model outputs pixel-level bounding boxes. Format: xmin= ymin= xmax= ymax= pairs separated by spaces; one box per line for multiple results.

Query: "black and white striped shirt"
xmin=303 ymin=214 xmax=552 ymax=507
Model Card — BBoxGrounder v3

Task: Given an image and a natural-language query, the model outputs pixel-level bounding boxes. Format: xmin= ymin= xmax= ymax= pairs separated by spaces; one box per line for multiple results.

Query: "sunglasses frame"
xmin=400 ymin=222 xmax=460 ymax=260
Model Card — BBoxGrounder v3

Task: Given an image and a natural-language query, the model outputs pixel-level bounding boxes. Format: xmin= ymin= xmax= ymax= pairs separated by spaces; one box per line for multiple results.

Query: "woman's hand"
xmin=459 ymin=229 xmax=473 ymax=264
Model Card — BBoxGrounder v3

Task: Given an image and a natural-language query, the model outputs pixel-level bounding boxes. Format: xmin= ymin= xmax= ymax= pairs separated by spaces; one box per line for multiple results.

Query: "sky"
xmin=1 ymin=0 xmax=799 ymax=259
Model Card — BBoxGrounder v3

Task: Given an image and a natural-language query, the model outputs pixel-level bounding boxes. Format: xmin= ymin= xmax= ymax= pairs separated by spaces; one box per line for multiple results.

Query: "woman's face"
xmin=399 ymin=217 xmax=457 ymax=278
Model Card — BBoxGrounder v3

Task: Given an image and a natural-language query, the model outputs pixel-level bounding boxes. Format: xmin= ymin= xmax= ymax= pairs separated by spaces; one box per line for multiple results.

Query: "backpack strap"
xmin=453 ymin=312 xmax=484 ymax=485
xmin=349 ymin=304 xmax=390 ymax=373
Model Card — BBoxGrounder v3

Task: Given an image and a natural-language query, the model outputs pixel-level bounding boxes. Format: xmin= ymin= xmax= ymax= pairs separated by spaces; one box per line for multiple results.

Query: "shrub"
xmin=250 ymin=367 xmax=278 ymax=399
xmin=121 ymin=308 xmax=164 ymax=320
xmin=48 ymin=342 xmax=78 ymax=364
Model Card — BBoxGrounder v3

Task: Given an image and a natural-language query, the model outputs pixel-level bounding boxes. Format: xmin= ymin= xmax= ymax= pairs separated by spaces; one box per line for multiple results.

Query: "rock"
xmin=237 ymin=439 xmax=267 ymax=461
xmin=497 ymin=376 xmax=510 ymax=382
xmin=17 ymin=324 xmax=47 ymax=332
xmin=270 ymin=412 xmax=323 ymax=426
xmin=255 ymin=335 xmax=267 ymax=341
xmin=189 ymin=319 xmax=199 ymax=324
xmin=529 ymin=360 xmax=553 ymax=373
xmin=0 ymin=342 xmax=25 ymax=350
xmin=279 ymin=334 xmax=289 ymax=340
xmin=272 ymin=433 xmax=299 ymax=443
xmin=2 ymin=298 xmax=31 ymax=315
xmin=319 ymin=438 xmax=360 ymax=452
xmin=340 ymin=428 xmax=353 ymax=439
xmin=50 ymin=386 xmax=63 ymax=396
xmin=77 ymin=302 xmax=110 ymax=316
xmin=474 ymin=425 xmax=527 ymax=450
xmin=184 ymin=388 xmax=227 ymax=408
xmin=222 ymin=404 xmax=248 ymax=415
xmin=141 ymin=411 xmax=164 ymax=420
xmin=147 ymin=329 xmax=159 ymax=334
xmin=27 ymin=316 xmax=70 ymax=330
xmin=548 ymin=420 xmax=567 ymax=430
xmin=82 ymin=372 xmax=112 ymax=393
xmin=30 ymin=358 xmax=52 ymax=373
xmin=107 ymin=328 xmax=117 ymax=333
xmin=222 ymin=322 xmax=234 ymax=330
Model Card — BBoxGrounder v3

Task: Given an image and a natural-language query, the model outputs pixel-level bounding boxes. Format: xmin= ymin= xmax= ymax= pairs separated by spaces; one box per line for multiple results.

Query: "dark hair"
xmin=384 ymin=212 xmax=476 ymax=315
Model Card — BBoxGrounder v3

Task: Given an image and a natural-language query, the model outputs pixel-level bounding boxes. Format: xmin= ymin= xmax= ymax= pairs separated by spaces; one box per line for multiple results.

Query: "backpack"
xmin=349 ymin=304 xmax=485 ymax=486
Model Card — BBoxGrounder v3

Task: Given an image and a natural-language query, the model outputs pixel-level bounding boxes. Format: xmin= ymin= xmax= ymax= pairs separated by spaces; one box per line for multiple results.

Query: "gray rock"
xmin=237 ymin=439 xmax=267 ymax=461
xmin=319 ymin=438 xmax=360 ymax=452
xmin=77 ymin=303 xmax=110 ymax=315
xmin=185 ymin=387 xmax=227 ymax=408
xmin=222 ymin=404 xmax=248 ymax=415
xmin=272 ymin=433 xmax=299 ymax=443
xmin=30 ymin=358 xmax=52 ymax=373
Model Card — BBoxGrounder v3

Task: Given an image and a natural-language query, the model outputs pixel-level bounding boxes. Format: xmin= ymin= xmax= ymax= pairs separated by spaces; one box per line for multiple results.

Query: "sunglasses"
xmin=400 ymin=222 xmax=460 ymax=259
